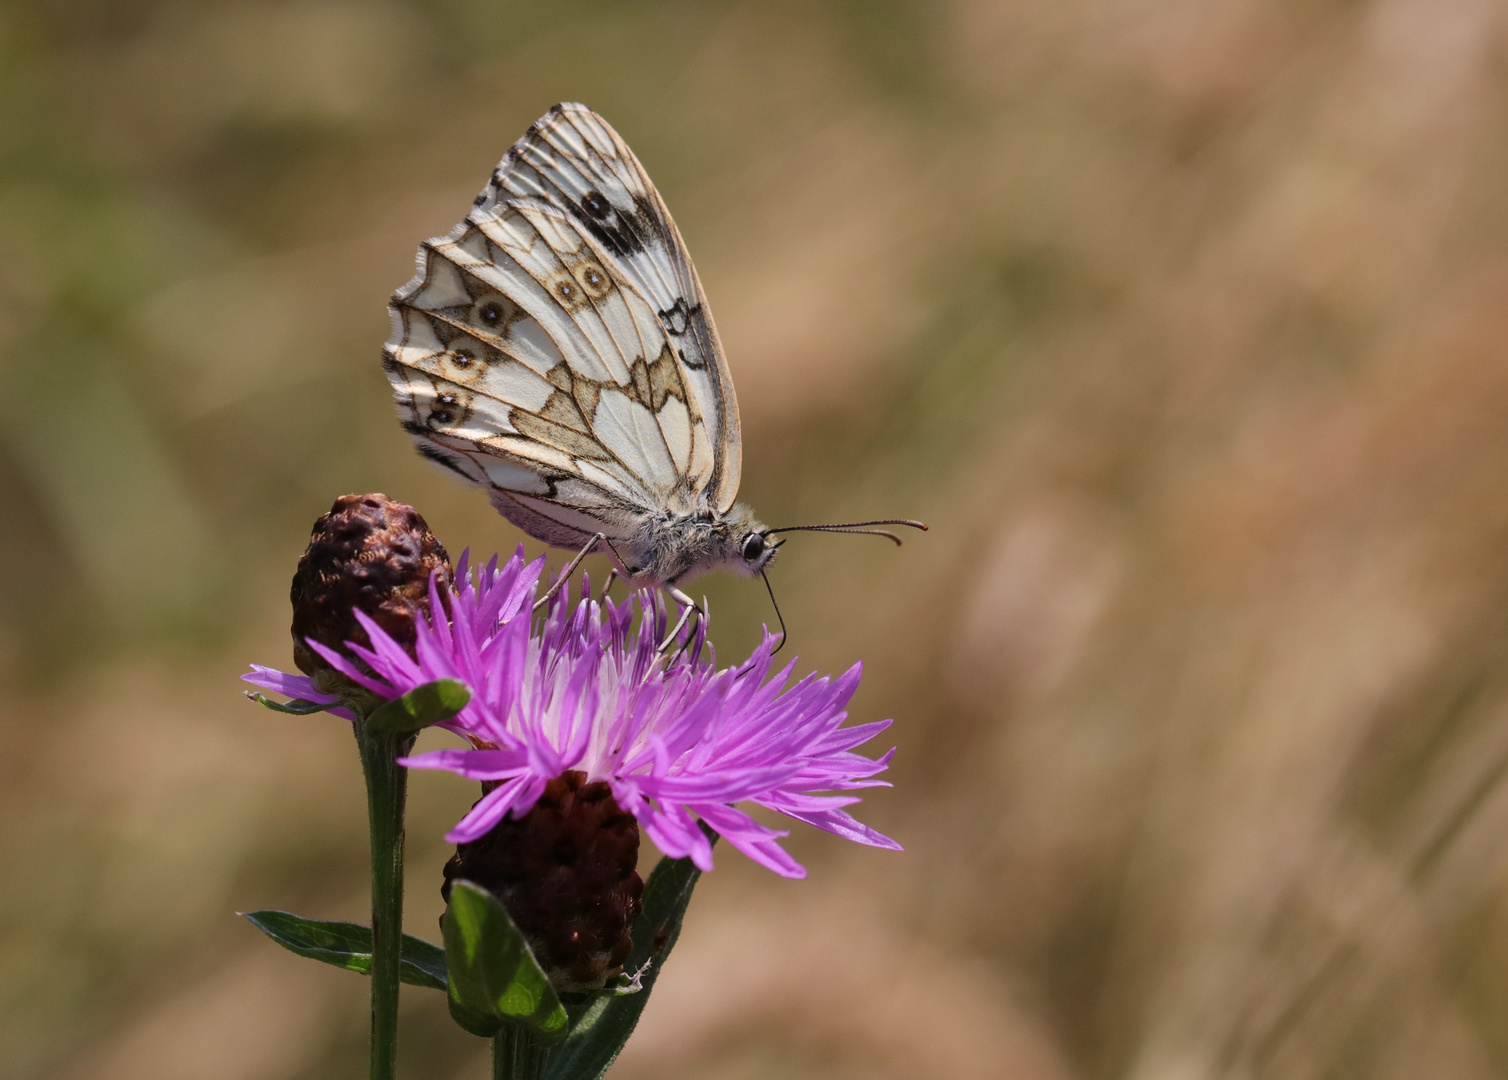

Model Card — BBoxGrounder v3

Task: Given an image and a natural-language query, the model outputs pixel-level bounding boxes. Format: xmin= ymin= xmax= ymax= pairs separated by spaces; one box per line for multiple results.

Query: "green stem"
xmin=355 ymin=718 xmax=417 ymax=1080
xmin=492 ymin=1026 xmax=547 ymax=1080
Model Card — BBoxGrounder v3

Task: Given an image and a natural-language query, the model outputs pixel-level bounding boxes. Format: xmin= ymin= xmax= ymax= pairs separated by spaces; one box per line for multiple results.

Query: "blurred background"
xmin=6 ymin=0 xmax=1508 ymax=1077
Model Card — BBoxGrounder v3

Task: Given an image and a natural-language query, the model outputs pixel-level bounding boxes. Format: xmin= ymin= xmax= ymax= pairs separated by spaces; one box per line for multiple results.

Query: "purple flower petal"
xmin=241 ymin=666 xmax=337 ymax=702
xmin=693 ymin=802 xmax=806 ymax=879
xmin=245 ymin=552 xmax=897 ymax=877
xmin=241 ymin=666 xmax=356 ymax=720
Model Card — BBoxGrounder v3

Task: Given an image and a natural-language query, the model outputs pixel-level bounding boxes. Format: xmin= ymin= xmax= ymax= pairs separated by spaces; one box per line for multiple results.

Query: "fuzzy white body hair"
xmin=615 ymin=502 xmax=773 ymax=586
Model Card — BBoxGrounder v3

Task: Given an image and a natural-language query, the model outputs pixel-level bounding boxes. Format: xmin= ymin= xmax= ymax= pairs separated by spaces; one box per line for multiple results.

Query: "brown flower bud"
xmin=442 ymin=771 xmax=644 ymax=992
xmin=290 ymin=493 xmax=452 ymax=698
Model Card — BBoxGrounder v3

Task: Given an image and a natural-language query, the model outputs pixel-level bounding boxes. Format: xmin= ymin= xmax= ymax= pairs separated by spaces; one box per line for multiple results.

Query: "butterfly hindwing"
xmin=386 ymin=102 xmax=742 ymax=553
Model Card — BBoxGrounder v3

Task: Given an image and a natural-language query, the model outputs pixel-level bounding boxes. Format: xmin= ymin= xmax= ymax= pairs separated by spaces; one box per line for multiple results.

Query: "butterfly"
xmin=384 ymin=103 xmax=921 ymax=618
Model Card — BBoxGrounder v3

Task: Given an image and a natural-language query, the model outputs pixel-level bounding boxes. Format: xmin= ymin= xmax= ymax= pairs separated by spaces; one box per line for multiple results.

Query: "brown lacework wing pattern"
xmin=385 ymin=103 xmax=777 ymax=592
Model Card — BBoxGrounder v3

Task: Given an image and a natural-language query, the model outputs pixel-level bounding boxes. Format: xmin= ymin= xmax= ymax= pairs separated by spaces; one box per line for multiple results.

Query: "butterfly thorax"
xmin=617 ymin=502 xmax=773 ymax=587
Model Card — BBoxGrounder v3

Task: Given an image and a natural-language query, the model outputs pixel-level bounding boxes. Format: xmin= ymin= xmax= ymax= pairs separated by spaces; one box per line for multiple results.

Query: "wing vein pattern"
xmin=385 ymin=102 xmax=742 ymax=555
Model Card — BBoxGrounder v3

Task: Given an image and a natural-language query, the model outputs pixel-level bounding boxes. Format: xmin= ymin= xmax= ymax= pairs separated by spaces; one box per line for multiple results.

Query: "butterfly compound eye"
xmin=741 ymin=533 xmax=766 ymax=562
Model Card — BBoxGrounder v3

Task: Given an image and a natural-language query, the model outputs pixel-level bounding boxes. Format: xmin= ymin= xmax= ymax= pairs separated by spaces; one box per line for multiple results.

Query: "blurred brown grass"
xmin=6 ymin=1 xmax=1508 ymax=1077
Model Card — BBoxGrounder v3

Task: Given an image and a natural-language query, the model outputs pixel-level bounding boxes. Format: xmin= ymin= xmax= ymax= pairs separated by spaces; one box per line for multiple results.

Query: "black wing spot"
xmin=581 ymin=190 xmax=610 ymax=218
xmin=576 ymin=192 xmax=655 ymax=258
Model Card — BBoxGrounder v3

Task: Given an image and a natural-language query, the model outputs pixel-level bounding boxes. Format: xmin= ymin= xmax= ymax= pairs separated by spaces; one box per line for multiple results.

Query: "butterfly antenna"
xmin=763 ymin=518 xmax=929 ymax=547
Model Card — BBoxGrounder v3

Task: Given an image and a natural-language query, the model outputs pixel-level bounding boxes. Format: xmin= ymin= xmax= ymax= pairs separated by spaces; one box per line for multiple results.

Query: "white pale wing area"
xmin=384 ymin=102 xmax=753 ymax=561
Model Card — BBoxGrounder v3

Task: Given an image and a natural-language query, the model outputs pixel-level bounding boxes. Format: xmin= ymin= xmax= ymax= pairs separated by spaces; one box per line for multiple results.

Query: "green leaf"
xmin=365 ymin=679 xmax=471 ymax=734
xmin=542 ymin=830 xmax=715 ymax=1080
xmin=443 ymin=880 xmax=568 ymax=1042
xmin=240 ymin=910 xmax=448 ymax=990
xmin=245 ymin=691 xmax=339 ymax=716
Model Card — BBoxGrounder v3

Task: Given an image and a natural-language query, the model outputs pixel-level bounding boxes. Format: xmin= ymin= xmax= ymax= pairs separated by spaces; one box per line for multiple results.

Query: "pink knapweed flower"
xmin=244 ymin=547 xmax=898 ymax=878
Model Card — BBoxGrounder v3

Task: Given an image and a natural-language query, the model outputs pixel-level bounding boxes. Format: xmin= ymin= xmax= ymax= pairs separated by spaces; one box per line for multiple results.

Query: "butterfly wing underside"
xmin=384 ymin=103 xmax=742 ymax=555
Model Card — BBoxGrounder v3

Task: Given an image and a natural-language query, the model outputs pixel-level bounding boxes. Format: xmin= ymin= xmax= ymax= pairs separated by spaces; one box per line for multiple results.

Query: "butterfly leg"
xmin=656 ymin=584 xmax=703 ymax=655
xmin=597 ymin=568 xmax=618 ymax=603
xmin=657 ymin=605 xmax=695 ymax=655
xmin=664 ymin=583 xmax=700 ymax=611
xmin=533 ymin=533 xmax=608 ymax=614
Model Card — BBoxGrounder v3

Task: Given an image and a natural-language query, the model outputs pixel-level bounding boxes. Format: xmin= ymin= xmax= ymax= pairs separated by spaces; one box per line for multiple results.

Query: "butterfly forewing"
xmin=385 ymin=103 xmax=741 ymax=560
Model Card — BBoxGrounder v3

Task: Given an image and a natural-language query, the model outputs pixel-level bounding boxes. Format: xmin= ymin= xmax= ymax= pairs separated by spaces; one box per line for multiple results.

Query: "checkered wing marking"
xmin=385 ymin=103 xmax=741 ymax=548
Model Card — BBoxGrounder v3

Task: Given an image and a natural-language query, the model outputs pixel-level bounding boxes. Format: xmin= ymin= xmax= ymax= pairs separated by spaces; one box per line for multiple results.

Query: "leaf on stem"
xmin=443 ymin=880 xmax=569 ymax=1043
xmin=365 ymin=678 xmax=471 ymax=734
xmin=240 ymin=910 xmax=448 ymax=990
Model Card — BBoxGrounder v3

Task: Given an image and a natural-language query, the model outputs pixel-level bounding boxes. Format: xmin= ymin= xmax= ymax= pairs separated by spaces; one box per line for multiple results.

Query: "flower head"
xmin=288 ymin=493 xmax=452 ymax=699
xmin=249 ymin=546 xmax=898 ymax=879
xmin=442 ymin=769 xmax=643 ymax=991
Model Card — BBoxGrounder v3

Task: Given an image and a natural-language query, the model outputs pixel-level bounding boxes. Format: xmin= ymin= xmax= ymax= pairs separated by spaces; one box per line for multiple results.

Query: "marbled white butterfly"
xmin=384 ymin=103 xmax=922 ymax=616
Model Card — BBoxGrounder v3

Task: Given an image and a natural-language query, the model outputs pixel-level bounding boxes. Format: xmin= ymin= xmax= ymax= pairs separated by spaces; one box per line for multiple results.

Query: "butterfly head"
xmin=710 ymin=502 xmax=779 ymax=578
xmin=737 ymin=527 xmax=779 ymax=574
